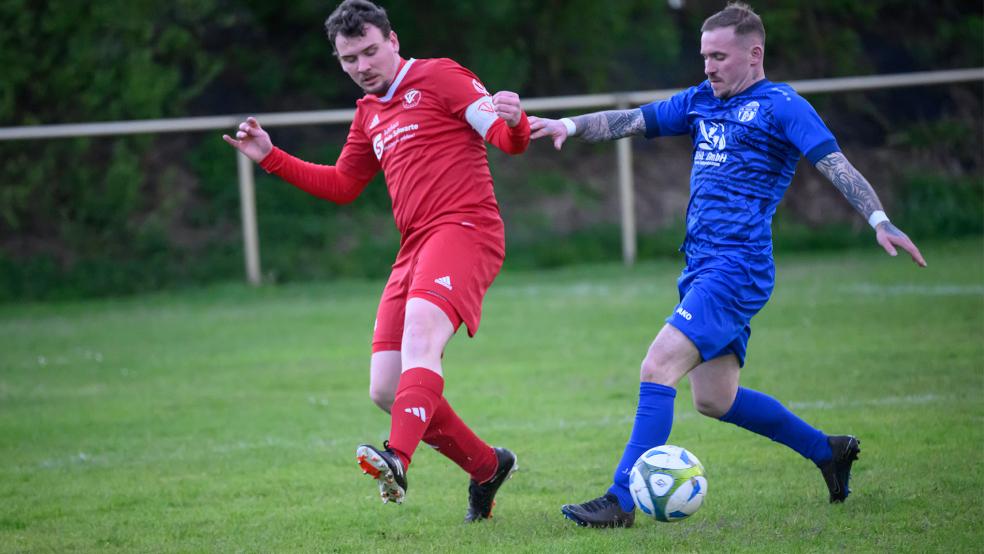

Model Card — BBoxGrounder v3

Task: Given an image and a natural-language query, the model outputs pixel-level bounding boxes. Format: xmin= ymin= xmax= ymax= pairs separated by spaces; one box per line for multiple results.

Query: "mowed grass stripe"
xmin=3 ymin=391 xmax=971 ymax=475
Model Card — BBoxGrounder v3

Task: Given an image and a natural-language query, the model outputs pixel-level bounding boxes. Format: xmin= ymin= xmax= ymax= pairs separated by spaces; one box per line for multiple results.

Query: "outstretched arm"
xmin=815 ymin=152 xmax=926 ymax=267
xmin=529 ymin=108 xmax=646 ymax=150
xmin=223 ymin=117 xmax=370 ymax=205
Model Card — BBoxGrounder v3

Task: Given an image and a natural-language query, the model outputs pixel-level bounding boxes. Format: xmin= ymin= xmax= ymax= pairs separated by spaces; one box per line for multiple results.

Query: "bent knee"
xmin=640 ymin=356 xmax=678 ymax=386
xmin=369 ymin=388 xmax=394 ymax=413
xmin=692 ymin=395 xmax=730 ymax=419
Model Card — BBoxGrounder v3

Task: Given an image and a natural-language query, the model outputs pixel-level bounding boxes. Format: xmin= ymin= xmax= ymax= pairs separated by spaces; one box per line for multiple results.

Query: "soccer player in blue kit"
xmin=529 ymin=2 xmax=926 ymax=528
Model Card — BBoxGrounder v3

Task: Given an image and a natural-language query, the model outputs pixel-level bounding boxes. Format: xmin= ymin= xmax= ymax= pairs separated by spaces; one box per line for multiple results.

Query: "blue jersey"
xmin=641 ymin=79 xmax=840 ymax=259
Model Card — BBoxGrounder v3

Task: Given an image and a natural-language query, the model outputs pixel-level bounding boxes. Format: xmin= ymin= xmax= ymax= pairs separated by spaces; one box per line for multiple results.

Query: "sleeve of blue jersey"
xmin=641 ymin=103 xmax=661 ymax=139
xmin=804 ymin=139 xmax=840 ymax=165
xmin=640 ymin=87 xmax=695 ymax=139
xmin=775 ymin=89 xmax=841 ymax=164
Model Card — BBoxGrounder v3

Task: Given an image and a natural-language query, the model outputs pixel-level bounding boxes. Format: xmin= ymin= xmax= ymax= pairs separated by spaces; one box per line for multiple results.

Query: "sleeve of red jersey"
xmin=435 ymin=59 xmax=530 ymax=155
xmin=258 ymin=114 xmax=380 ymax=205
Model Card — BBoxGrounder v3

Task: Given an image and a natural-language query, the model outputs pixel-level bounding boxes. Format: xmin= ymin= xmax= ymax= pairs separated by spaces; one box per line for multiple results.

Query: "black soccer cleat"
xmin=819 ymin=435 xmax=861 ymax=503
xmin=561 ymin=493 xmax=636 ymax=528
xmin=464 ymin=447 xmax=518 ymax=522
xmin=356 ymin=442 xmax=407 ymax=504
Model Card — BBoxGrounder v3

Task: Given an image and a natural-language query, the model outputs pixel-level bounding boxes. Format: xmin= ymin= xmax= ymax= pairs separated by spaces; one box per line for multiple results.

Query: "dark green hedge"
xmin=0 ymin=0 xmax=980 ymax=300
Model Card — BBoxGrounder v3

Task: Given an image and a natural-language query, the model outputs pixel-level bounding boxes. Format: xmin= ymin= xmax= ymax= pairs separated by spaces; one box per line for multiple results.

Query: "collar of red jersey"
xmin=373 ymin=58 xmax=416 ymax=103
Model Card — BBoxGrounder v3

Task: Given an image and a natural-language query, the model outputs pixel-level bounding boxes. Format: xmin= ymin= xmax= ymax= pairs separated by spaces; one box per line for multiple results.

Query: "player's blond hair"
xmin=701 ymin=2 xmax=766 ymax=44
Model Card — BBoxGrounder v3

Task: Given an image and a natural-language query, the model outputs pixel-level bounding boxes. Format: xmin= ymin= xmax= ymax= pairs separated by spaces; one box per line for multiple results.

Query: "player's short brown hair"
xmin=325 ymin=0 xmax=392 ymax=53
xmin=701 ymin=2 xmax=766 ymax=43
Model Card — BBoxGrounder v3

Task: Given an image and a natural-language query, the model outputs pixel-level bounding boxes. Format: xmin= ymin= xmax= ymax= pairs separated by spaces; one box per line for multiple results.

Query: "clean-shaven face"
xmin=335 ymin=24 xmax=401 ymax=95
xmin=700 ymin=26 xmax=761 ymax=99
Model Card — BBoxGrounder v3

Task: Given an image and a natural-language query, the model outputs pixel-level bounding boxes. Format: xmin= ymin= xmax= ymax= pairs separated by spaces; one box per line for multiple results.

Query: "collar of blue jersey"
xmin=705 ymin=77 xmax=772 ymax=102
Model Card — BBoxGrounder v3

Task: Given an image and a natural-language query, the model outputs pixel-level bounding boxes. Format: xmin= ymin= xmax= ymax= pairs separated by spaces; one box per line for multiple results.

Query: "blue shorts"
xmin=665 ymin=256 xmax=774 ymax=367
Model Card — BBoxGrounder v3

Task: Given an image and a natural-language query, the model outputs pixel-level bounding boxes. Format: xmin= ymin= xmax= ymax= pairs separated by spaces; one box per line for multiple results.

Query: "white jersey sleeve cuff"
xmin=465 ymin=96 xmax=497 ymax=139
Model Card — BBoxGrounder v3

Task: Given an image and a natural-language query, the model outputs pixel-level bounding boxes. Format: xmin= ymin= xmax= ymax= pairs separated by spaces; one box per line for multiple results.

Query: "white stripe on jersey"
xmin=378 ymin=58 xmax=417 ymax=103
xmin=465 ymin=96 xmax=498 ymax=139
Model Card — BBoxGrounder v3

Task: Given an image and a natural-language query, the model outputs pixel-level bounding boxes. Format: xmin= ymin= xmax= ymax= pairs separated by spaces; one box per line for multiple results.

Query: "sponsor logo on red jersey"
xmin=372 ymin=133 xmax=384 ymax=160
xmin=372 ymin=121 xmax=421 ymax=161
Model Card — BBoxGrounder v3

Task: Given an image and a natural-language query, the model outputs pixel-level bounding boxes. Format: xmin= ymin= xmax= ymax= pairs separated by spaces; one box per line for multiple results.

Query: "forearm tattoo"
xmin=570 ymin=109 xmax=646 ymax=142
xmin=815 ymin=152 xmax=883 ymax=218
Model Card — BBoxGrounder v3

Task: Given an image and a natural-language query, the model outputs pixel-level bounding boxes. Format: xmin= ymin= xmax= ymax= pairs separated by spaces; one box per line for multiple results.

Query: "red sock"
xmin=387 ymin=367 xmax=444 ymax=468
xmin=422 ymin=396 xmax=498 ymax=483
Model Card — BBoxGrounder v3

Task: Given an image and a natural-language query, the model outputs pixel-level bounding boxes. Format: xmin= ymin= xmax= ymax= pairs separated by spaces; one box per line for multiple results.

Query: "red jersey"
xmin=262 ymin=57 xmax=529 ymax=241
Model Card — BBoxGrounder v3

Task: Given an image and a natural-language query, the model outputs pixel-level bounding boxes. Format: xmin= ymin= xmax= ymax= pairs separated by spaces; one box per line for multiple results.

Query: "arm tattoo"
xmin=815 ymin=152 xmax=884 ymax=218
xmin=570 ymin=109 xmax=646 ymax=142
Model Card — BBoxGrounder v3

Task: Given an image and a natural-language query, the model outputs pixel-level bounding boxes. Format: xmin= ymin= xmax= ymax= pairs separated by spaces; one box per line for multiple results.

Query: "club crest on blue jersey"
xmin=738 ymin=101 xmax=760 ymax=122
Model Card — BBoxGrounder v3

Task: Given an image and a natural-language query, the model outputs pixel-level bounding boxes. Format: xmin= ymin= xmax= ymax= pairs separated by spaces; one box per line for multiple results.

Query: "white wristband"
xmin=868 ymin=210 xmax=889 ymax=229
xmin=560 ymin=117 xmax=577 ymax=136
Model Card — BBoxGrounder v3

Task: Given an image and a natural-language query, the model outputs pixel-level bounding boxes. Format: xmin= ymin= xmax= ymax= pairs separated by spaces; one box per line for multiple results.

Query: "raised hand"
xmin=876 ymin=222 xmax=927 ymax=267
xmin=222 ymin=117 xmax=273 ymax=162
xmin=491 ymin=91 xmax=523 ymax=127
xmin=529 ymin=116 xmax=569 ymax=150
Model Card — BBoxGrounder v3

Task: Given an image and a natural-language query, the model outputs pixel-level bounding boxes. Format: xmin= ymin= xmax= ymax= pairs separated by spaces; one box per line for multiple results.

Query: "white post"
xmin=236 ymin=152 xmax=262 ymax=285
xmin=615 ymin=102 xmax=637 ymax=266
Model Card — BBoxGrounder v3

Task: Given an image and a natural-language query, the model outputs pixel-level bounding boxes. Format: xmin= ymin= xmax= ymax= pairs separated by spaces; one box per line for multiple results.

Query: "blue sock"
xmin=607 ymin=382 xmax=676 ymax=512
xmin=719 ymin=387 xmax=832 ymax=465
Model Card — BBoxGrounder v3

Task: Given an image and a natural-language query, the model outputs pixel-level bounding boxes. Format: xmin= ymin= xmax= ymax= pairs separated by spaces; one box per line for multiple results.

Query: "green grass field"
xmin=1 ymin=238 xmax=981 ymax=553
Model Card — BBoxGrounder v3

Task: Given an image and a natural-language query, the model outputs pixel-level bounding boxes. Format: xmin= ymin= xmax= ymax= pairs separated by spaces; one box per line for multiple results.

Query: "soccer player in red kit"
xmin=222 ymin=0 xmax=529 ymax=521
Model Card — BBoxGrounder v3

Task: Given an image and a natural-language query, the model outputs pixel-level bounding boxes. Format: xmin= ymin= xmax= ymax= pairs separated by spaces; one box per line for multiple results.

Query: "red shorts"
xmin=371 ymin=219 xmax=505 ymax=353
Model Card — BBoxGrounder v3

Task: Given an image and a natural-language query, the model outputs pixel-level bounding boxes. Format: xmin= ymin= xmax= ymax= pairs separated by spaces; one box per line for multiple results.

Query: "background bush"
xmin=0 ymin=0 xmax=980 ymax=300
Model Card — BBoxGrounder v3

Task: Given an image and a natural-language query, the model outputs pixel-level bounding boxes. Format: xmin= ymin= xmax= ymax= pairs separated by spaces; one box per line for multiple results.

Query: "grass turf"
xmin=0 ymin=237 xmax=981 ymax=552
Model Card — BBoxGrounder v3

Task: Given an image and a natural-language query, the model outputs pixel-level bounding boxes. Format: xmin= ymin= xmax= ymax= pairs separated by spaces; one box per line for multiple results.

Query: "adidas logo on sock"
xmin=434 ymin=276 xmax=452 ymax=290
xmin=404 ymin=406 xmax=427 ymax=422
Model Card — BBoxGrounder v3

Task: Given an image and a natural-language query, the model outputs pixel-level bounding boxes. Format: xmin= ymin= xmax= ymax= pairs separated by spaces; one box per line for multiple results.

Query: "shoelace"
xmin=582 ymin=496 xmax=614 ymax=513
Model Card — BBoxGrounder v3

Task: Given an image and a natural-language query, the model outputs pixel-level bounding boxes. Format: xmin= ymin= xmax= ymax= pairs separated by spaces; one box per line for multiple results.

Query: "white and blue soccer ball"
xmin=629 ymin=444 xmax=707 ymax=522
